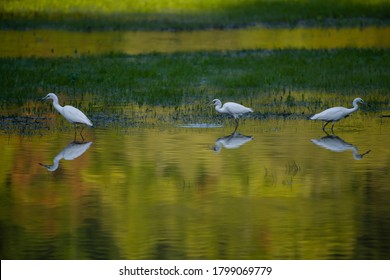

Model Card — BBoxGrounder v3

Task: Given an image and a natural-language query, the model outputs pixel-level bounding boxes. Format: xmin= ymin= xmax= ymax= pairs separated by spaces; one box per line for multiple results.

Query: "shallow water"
xmin=1 ymin=26 xmax=390 ymax=57
xmin=1 ymin=115 xmax=390 ymax=260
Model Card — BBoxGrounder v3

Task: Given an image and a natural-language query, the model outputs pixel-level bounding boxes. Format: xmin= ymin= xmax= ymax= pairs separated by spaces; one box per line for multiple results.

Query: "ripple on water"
xmin=179 ymin=123 xmax=224 ymax=128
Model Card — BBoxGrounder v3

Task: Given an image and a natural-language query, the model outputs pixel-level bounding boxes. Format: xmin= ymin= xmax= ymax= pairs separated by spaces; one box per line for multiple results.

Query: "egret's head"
xmin=354 ymin=149 xmax=371 ymax=160
xmin=41 ymin=93 xmax=56 ymax=101
xmin=354 ymin=97 xmax=366 ymax=105
xmin=39 ymin=162 xmax=57 ymax=172
xmin=212 ymin=99 xmax=221 ymax=106
xmin=212 ymin=141 xmax=222 ymax=153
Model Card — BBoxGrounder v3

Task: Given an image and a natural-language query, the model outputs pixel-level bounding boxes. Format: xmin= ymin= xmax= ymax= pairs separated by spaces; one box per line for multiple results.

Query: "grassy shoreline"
xmin=1 ymin=49 xmax=389 ymax=106
xmin=1 ymin=0 xmax=390 ymax=31
xmin=0 ymin=48 xmax=389 ymax=132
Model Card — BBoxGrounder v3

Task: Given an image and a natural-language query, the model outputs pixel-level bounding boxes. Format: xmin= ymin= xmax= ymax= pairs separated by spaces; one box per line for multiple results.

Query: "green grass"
xmin=1 ymin=0 xmax=390 ymax=30
xmin=1 ymin=49 xmax=389 ymax=109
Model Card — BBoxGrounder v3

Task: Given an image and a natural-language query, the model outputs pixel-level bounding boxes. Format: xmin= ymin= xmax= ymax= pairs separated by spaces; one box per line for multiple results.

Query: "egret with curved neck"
xmin=310 ymin=97 xmax=366 ymax=132
xmin=39 ymin=141 xmax=93 ymax=171
xmin=42 ymin=93 xmax=93 ymax=141
xmin=311 ymin=135 xmax=371 ymax=160
xmin=212 ymin=99 xmax=253 ymax=131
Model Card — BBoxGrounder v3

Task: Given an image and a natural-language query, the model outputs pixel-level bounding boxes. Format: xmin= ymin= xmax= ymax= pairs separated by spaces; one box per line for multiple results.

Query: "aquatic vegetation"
xmin=1 ymin=49 xmax=389 ymax=99
xmin=0 ymin=48 xmax=389 ymax=134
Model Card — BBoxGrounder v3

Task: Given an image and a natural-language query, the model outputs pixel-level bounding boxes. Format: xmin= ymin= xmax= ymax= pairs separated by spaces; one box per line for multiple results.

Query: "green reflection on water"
xmin=1 ymin=115 xmax=390 ymax=259
xmin=1 ymin=26 xmax=390 ymax=57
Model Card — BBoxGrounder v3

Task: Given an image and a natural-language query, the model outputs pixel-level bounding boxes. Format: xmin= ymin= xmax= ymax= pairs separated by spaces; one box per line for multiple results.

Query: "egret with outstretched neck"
xmin=310 ymin=97 xmax=366 ymax=132
xmin=42 ymin=93 xmax=93 ymax=140
xmin=212 ymin=99 xmax=253 ymax=131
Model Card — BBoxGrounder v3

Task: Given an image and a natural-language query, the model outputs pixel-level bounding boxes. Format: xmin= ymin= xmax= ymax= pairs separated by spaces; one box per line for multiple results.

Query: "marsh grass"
xmin=1 ymin=49 xmax=389 ymax=132
xmin=1 ymin=0 xmax=390 ymax=30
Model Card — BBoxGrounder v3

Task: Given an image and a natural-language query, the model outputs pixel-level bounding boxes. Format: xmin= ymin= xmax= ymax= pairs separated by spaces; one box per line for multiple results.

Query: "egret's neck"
xmin=48 ymin=153 xmax=64 ymax=171
xmin=351 ymin=100 xmax=360 ymax=111
xmin=345 ymin=101 xmax=359 ymax=115
xmin=352 ymin=148 xmax=363 ymax=160
xmin=215 ymin=104 xmax=225 ymax=114
xmin=48 ymin=161 xmax=60 ymax=171
xmin=51 ymin=96 xmax=63 ymax=113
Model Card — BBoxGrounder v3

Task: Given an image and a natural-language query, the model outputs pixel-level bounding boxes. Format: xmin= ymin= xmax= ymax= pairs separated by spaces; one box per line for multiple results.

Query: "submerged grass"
xmin=1 ymin=48 xmax=389 ymax=129
xmin=1 ymin=0 xmax=390 ymax=30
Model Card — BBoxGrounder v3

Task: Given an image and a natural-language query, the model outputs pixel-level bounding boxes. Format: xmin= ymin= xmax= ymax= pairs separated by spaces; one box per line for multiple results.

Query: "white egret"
xmin=42 ymin=93 xmax=93 ymax=140
xmin=213 ymin=131 xmax=253 ymax=153
xmin=311 ymin=135 xmax=370 ymax=160
xmin=39 ymin=141 xmax=93 ymax=171
xmin=310 ymin=97 xmax=366 ymax=131
xmin=212 ymin=99 xmax=253 ymax=130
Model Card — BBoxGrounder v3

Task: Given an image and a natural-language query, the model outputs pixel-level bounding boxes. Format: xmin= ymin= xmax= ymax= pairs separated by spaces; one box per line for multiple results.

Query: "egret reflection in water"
xmin=39 ymin=141 xmax=93 ymax=171
xmin=213 ymin=131 xmax=253 ymax=153
xmin=311 ymin=134 xmax=370 ymax=160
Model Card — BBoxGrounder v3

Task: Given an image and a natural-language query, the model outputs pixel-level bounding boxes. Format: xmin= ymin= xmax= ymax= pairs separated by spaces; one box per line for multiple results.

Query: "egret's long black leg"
xmin=73 ymin=124 xmax=77 ymax=142
xmin=234 ymin=119 xmax=239 ymax=132
xmin=331 ymin=122 xmax=335 ymax=134
xmin=322 ymin=121 xmax=330 ymax=132
xmin=80 ymin=126 xmax=85 ymax=142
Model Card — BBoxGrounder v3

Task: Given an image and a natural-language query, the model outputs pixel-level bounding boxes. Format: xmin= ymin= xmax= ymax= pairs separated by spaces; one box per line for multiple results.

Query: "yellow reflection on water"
xmin=1 ymin=26 xmax=390 ymax=57
xmin=1 ymin=114 xmax=390 ymax=259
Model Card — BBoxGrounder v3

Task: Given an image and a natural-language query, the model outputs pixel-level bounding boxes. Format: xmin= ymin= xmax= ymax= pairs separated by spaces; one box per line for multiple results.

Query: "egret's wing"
xmin=224 ymin=102 xmax=253 ymax=115
xmin=311 ymin=136 xmax=353 ymax=152
xmin=224 ymin=137 xmax=253 ymax=149
xmin=311 ymin=107 xmax=347 ymax=121
xmin=219 ymin=133 xmax=253 ymax=149
xmin=63 ymin=105 xmax=93 ymax=126
xmin=62 ymin=142 xmax=93 ymax=160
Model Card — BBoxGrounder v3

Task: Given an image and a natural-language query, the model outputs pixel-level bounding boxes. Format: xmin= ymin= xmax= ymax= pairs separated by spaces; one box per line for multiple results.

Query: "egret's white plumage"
xmin=212 ymin=99 xmax=253 ymax=130
xmin=310 ymin=97 xmax=366 ymax=131
xmin=40 ymin=141 xmax=93 ymax=171
xmin=212 ymin=99 xmax=253 ymax=119
xmin=213 ymin=132 xmax=253 ymax=153
xmin=42 ymin=93 xmax=93 ymax=140
xmin=311 ymin=135 xmax=370 ymax=160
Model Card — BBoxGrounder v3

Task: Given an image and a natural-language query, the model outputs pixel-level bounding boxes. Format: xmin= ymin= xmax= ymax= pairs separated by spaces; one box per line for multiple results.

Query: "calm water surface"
xmin=1 ymin=115 xmax=390 ymax=259
xmin=1 ymin=26 xmax=390 ymax=57
xmin=1 ymin=24 xmax=390 ymax=259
